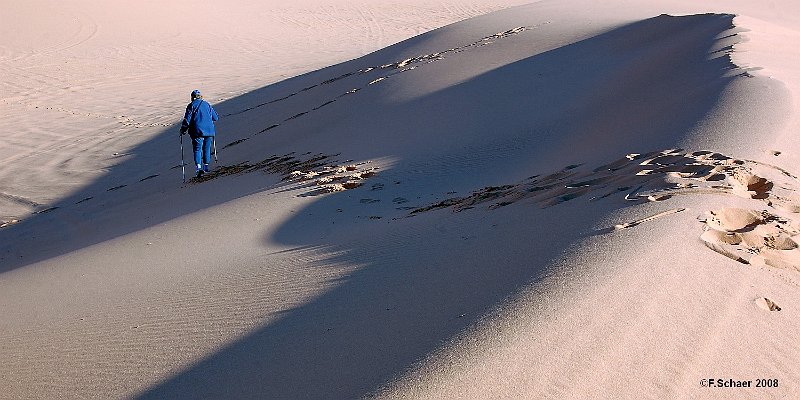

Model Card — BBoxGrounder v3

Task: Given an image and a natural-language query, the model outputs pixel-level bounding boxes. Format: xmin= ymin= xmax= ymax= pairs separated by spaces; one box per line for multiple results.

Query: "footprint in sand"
xmin=407 ymin=148 xmax=800 ymax=271
xmin=0 ymin=151 xmax=375 ymax=228
xmin=276 ymin=159 xmax=380 ymax=196
xmin=218 ymin=26 xmax=532 ymax=151
xmin=699 ymin=207 xmax=800 ymax=271
xmin=755 ymin=297 xmax=782 ymax=311
xmin=34 ymin=206 xmax=59 ymax=214
xmin=411 ymin=149 xmax=693 ymax=213
xmin=411 ymin=147 xmax=799 ymax=213
xmin=0 ymin=219 xmax=20 ymax=228
xmin=222 ymin=138 xmax=248 ymax=149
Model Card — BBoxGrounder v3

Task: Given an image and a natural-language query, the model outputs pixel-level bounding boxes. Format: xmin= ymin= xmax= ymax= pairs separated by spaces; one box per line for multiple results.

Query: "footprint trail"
xmin=411 ymin=148 xmax=800 ymax=272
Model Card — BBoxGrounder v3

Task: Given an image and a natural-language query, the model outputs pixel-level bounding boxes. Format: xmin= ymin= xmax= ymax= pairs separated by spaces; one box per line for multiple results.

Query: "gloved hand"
xmin=179 ymin=128 xmax=187 ymax=136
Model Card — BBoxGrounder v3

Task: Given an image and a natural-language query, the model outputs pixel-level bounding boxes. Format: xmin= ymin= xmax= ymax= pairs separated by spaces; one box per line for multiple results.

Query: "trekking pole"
xmin=212 ymin=136 xmax=218 ymax=164
xmin=180 ymin=134 xmax=186 ymax=183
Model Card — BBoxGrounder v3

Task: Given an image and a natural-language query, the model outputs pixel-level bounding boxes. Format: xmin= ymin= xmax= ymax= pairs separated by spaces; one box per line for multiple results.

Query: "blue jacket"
xmin=181 ymin=99 xmax=219 ymax=137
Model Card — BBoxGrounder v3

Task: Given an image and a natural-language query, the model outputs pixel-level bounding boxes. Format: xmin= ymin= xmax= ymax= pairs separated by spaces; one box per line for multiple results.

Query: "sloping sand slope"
xmin=0 ymin=0 xmax=530 ymax=221
xmin=1 ymin=0 xmax=799 ymax=399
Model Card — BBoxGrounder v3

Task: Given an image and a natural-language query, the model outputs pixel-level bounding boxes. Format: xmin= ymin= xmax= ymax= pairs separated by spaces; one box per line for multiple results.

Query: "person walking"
xmin=180 ymin=89 xmax=219 ymax=177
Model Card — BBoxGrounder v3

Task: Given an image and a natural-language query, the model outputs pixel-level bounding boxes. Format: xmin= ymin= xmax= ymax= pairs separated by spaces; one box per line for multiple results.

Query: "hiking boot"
xmin=203 ymin=163 xmax=210 ymax=173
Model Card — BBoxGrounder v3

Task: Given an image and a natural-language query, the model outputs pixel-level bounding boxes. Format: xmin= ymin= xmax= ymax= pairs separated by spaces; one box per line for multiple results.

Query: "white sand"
xmin=1 ymin=0 xmax=799 ymax=399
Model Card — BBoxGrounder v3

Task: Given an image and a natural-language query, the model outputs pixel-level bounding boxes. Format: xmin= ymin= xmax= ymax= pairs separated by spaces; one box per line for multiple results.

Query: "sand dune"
xmin=1 ymin=0 xmax=799 ymax=399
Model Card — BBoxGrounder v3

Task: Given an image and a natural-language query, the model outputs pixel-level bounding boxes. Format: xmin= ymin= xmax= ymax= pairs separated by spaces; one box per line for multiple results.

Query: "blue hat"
xmin=191 ymin=89 xmax=202 ymax=99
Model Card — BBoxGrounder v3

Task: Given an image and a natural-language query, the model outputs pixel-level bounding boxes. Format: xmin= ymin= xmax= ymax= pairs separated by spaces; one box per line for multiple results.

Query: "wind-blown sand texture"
xmin=1 ymin=0 xmax=800 ymax=399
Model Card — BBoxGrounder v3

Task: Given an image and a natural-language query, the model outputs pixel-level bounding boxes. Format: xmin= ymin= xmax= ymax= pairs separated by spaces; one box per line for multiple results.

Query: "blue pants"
xmin=192 ymin=136 xmax=214 ymax=167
